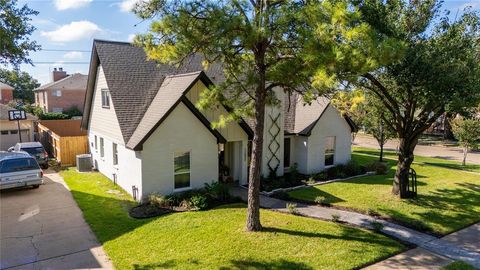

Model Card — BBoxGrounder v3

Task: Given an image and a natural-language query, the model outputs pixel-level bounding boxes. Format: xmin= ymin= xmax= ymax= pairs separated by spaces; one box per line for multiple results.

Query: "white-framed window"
xmin=101 ymin=89 xmax=110 ymax=108
xmin=52 ymin=90 xmax=62 ymax=97
xmin=174 ymin=151 xmax=190 ymax=189
xmin=52 ymin=107 xmax=63 ymax=113
xmin=100 ymin=137 xmax=104 ymax=157
xmin=325 ymin=136 xmax=336 ymax=166
xmin=113 ymin=143 xmax=118 ymax=165
xmin=94 ymin=135 xmax=98 ymax=151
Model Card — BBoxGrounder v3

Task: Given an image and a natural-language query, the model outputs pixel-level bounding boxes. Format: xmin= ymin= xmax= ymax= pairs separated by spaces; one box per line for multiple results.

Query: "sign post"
xmin=8 ymin=110 xmax=27 ymax=143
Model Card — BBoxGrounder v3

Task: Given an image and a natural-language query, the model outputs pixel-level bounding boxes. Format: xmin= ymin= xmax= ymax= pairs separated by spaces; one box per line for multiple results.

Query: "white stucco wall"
xmin=185 ymin=80 xmax=248 ymax=184
xmin=306 ymin=105 xmax=352 ymax=174
xmin=141 ymin=102 xmax=219 ymax=197
xmin=87 ymin=65 xmax=143 ymax=198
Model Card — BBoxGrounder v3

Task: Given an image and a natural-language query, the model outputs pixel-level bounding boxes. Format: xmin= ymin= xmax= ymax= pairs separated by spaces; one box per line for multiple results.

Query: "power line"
xmin=41 ymin=49 xmax=91 ymax=52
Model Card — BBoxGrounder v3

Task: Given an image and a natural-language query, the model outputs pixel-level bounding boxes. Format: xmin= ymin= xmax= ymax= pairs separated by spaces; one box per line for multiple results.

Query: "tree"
xmin=451 ymin=118 xmax=480 ymax=166
xmin=355 ymin=0 xmax=480 ymax=197
xmin=0 ymin=0 xmax=40 ymax=67
xmin=0 ymin=68 xmax=39 ymax=103
xmin=134 ymin=0 xmax=394 ymax=231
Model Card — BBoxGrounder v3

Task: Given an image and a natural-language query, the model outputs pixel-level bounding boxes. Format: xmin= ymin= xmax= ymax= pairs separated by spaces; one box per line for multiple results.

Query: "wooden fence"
xmin=37 ymin=120 xmax=88 ymax=166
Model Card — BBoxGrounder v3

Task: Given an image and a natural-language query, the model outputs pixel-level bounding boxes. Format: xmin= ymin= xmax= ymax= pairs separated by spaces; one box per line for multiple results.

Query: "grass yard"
xmin=442 ymin=261 xmax=476 ymax=270
xmin=288 ymin=148 xmax=480 ymax=235
xmin=61 ymin=168 xmax=404 ymax=270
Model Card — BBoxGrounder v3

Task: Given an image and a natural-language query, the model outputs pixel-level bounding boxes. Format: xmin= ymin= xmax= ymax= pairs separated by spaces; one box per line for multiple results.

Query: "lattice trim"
xmin=267 ymin=113 xmax=281 ymax=175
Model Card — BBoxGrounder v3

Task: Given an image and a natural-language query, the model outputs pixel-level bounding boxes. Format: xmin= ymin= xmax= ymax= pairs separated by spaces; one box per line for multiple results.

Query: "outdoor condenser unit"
xmin=77 ymin=154 xmax=92 ymax=172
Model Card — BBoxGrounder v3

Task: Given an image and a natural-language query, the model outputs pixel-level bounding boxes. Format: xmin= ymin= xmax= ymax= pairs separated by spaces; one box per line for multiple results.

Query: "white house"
xmin=81 ymin=40 xmax=356 ymax=200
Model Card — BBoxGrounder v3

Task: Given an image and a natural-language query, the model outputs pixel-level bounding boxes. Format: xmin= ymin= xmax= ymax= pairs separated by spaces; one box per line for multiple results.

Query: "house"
xmin=37 ymin=119 xmax=88 ymax=166
xmin=0 ymin=104 xmax=37 ymax=150
xmin=81 ymin=40 xmax=355 ymax=200
xmin=34 ymin=68 xmax=87 ymax=113
xmin=0 ymin=82 xmax=14 ymax=104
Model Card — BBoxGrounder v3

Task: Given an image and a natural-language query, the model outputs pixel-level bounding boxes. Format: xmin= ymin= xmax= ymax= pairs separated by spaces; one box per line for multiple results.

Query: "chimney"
xmin=51 ymin=67 xmax=68 ymax=82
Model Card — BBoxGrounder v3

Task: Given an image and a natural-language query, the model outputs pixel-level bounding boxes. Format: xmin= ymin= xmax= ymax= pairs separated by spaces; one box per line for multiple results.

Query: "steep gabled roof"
xmin=82 ymin=40 xmax=244 ymax=146
xmin=0 ymin=82 xmax=14 ymax=90
xmin=284 ymin=93 xmax=330 ymax=136
xmin=127 ymin=72 xmax=226 ymax=150
xmin=34 ymin=73 xmax=87 ymax=91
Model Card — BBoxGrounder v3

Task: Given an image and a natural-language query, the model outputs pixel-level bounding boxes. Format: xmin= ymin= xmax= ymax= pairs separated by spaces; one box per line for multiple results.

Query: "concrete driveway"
xmin=0 ymin=170 xmax=113 ymax=269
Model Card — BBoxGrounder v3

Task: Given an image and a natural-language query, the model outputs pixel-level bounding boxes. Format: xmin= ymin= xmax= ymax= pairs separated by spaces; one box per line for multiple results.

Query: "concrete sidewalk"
xmin=0 ymin=170 xmax=113 ymax=270
xmin=231 ymin=187 xmax=480 ymax=269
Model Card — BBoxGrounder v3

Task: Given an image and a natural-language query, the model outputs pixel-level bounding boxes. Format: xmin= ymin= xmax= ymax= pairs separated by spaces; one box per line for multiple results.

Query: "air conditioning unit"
xmin=77 ymin=154 xmax=92 ymax=172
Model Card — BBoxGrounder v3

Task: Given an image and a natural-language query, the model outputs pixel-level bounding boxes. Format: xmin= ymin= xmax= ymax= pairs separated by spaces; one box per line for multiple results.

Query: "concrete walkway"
xmin=231 ymin=187 xmax=480 ymax=269
xmin=0 ymin=170 xmax=113 ymax=270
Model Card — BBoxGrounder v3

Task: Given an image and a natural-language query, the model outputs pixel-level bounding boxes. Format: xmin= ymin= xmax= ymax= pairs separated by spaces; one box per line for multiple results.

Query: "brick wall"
xmin=0 ymin=88 xmax=13 ymax=104
xmin=46 ymin=89 xmax=86 ymax=113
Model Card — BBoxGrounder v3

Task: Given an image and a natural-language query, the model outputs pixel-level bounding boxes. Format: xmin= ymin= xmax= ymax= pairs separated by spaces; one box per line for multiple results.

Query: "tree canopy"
xmin=134 ymin=0 xmax=399 ymax=230
xmin=0 ymin=68 xmax=39 ymax=103
xmin=0 ymin=0 xmax=40 ymax=67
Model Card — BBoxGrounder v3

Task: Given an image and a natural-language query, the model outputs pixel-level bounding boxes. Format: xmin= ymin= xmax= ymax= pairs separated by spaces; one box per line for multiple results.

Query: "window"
xmin=101 ymin=89 xmax=110 ymax=108
xmin=94 ymin=135 xmax=98 ymax=151
xmin=283 ymin=138 xmax=291 ymax=168
xmin=10 ymin=130 xmax=18 ymax=135
xmin=1 ymin=131 xmax=8 ymax=135
xmin=52 ymin=107 xmax=63 ymax=113
xmin=324 ymin=136 xmax=336 ymax=166
xmin=52 ymin=90 xmax=62 ymax=97
xmin=113 ymin=143 xmax=118 ymax=165
xmin=174 ymin=151 xmax=190 ymax=189
xmin=0 ymin=158 xmax=39 ymax=173
xmin=100 ymin=137 xmax=104 ymax=157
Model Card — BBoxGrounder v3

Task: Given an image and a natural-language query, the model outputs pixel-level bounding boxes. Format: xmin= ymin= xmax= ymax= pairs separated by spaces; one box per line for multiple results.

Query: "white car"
xmin=0 ymin=151 xmax=43 ymax=190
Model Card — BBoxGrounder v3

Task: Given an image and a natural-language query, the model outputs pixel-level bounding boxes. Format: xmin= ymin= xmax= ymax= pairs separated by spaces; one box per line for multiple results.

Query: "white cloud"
xmin=119 ymin=0 xmax=141 ymax=12
xmin=41 ymin=21 xmax=101 ymax=42
xmin=127 ymin=34 xmax=136 ymax=42
xmin=54 ymin=0 xmax=92 ymax=10
xmin=63 ymin=51 xmax=83 ymax=59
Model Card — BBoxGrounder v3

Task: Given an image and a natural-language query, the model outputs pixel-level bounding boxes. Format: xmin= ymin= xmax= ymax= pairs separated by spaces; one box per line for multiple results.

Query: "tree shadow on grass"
xmin=262 ymin=226 xmax=401 ymax=248
xmin=219 ymin=258 xmax=314 ymax=270
xmin=379 ymin=182 xmax=480 ymax=235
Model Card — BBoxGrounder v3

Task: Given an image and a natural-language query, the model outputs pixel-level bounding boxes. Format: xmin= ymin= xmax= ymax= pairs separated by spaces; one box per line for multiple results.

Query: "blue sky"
xmin=16 ymin=0 xmax=480 ymax=84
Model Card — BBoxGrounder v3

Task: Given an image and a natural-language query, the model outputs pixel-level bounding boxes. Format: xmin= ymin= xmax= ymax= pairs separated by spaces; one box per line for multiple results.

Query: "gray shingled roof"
xmin=90 ymin=40 xmax=224 ymax=143
xmin=34 ymin=73 xmax=87 ymax=91
xmin=127 ymin=72 xmax=203 ymax=149
xmin=284 ymin=93 xmax=330 ymax=136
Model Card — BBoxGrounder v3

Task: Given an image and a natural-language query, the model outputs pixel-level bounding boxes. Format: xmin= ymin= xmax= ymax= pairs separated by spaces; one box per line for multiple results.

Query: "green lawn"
xmin=442 ymin=261 xmax=476 ymax=270
xmin=61 ymin=168 xmax=404 ymax=270
xmin=289 ymin=149 xmax=480 ymax=235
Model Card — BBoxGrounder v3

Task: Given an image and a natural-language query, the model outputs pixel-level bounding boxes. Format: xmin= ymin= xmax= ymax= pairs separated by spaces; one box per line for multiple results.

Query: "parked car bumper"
xmin=0 ymin=178 xmax=44 ymax=190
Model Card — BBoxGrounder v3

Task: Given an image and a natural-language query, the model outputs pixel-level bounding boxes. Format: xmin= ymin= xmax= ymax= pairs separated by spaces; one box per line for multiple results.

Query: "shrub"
xmin=306 ymin=177 xmax=316 ymax=185
xmin=40 ymin=112 xmax=70 ymax=120
xmin=204 ymin=181 xmax=230 ymax=202
xmin=331 ymin=214 xmax=341 ymax=222
xmin=64 ymin=106 xmax=83 ymax=118
xmin=343 ymin=161 xmax=366 ymax=176
xmin=189 ymin=194 xmax=208 ymax=210
xmin=366 ymin=161 xmax=389 ymax=175
xmin=286 ymin=203 xmax=298 ymax=214
xmin=147 ymin=193 xmax=170 ymax=208
xmin=314 ymin=196 xmax=330 ymax=206
xmin=313 ymin=172 xmax=328 ymax=181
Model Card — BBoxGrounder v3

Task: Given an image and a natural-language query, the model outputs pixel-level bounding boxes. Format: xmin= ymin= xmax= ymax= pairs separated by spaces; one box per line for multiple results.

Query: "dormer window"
xmin=101 ymin=89 xmax=110 ymax=108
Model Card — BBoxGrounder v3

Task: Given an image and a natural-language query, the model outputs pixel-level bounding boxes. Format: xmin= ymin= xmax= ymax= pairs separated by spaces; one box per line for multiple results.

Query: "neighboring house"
xmin=0 ymin=104 xmax=37 ymax=150
xmin=37 ymin=120 xmax=88 ymax=166
xmin=81 ymin=40 xmax=355 ymax=200
xmin=0 ymin=82 xmax=14 ymax=104
xmin=34 ymin=68 xmax=87 ymax=113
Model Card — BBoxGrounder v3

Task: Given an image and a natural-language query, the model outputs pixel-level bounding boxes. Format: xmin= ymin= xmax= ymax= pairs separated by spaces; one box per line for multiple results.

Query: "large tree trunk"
xmin=246 ymin=74 xmax=266 ymax=232
xmin=393 ymin=136 xmax=418 ymax=198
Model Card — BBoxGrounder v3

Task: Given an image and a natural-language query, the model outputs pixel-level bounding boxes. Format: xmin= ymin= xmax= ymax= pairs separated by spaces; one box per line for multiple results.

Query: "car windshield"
xmin=0 ymin=158 xmax=40 ymax=173
xmin=21 ymin=147 xmax=44 ymax=155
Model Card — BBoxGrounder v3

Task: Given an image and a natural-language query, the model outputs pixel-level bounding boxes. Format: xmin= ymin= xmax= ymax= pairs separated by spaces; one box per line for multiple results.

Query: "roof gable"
xmin=0 ymin=82 xmax=14 ymax=90
xmin=35 ymin=73 xmax=87 ymax=91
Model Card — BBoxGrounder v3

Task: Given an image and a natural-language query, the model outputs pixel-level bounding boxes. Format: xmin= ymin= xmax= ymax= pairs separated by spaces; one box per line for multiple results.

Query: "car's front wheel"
xmin=41 ymin=164 xmax=49 ymax=169
xmin=32 ymin=185 xmax=40 ymax=189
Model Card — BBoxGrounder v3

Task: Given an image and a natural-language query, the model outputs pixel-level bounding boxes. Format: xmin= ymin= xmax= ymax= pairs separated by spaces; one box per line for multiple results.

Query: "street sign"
xmin=8 ymin=110 xmax=27 ymax=121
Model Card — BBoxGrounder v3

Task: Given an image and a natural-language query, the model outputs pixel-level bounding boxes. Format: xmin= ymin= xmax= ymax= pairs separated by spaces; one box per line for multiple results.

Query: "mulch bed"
xmin=129 ymin=203 xmax=191 ymax=219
